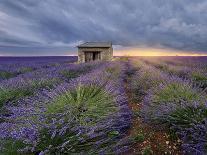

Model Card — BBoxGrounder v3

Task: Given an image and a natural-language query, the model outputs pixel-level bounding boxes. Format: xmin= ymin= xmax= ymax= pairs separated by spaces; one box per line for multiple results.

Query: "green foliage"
xmin=105 ymin=66 xmax=120 ymax=78
xmin=0 ymin=88 xmax=33 ymax=108
xmin=168 ymin=129 xmax=179 ymax=141
xmin=133 ymin=109 xmax=141 ymax=117
xmin=46 ymin=84 xmax=117 ymax=125
xmin=153 ymin=83 xmax=204 ymax=104
xmin=0 ymin=71 xmax=16 ymax=79
xmin=140 ymin=72 xmax=165 ymax=92
xmin=0 ymin=67 xmax=34 ymax=79
xmin=142 ymin=146 xmax=153 ymax=155
xmin=61 ymin=66 xmax=92 ymax=79
xmin=134 ymin=133 xmax=145 ymax=143
xmin=119 ymin=56 xmax=129 ymax=61
xmin=0 ymin=79 xmax=59 ymax=109
xmin=191 ymin=72 xmax=207 ymax=89
xmin=131 ymin=70 xmax=165 ymax=102
xmin=0 ymin=139 xmax=27 ymax=155
xmin=31 ymin=78 xmax=59 ymax=89
xmin=38 ymin=126 xmax=116 ymax=154
xmin=108 ymin=131 xmax=119 ymax=138
xmin=19 ymin=67 xmax=33 ymax=74
xmin=168 ymin=106 xmax=207 ymax=128
xmin=37 ymin=84 xmax=118 ymax=153
xmin=105 ymin=67 xmax=117 ymax=74
xmin=192 ymin=72 xmax=207 ymax=82
xmin=155 ymin=64 xmax=168 ymax=72
xmin=167 ymin=67 xmax=188 ymax=78
xmin=37 ymin=128 xmax=87 ymax=154
xmin=50 ymin=63 xmax=61 ymax=67
xmin=61 ymin=70 xmax=82 ymax=79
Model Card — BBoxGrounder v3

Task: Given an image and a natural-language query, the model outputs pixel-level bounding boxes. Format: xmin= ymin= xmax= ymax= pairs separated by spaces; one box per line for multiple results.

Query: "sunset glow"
xmin=114 ymin=47 xmax=207 ymax=56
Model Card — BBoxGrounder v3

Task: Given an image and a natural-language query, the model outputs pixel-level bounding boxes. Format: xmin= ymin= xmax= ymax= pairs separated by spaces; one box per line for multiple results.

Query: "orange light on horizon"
xmin=114 ymin=48 xmax=207 ymax=56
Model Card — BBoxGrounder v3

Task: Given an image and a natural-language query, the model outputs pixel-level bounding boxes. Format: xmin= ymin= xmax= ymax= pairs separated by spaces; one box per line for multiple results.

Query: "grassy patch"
xmin=61 ymin=66 xmax=92 ymax=79
xmin=108 ymin=131 xmax=119 ymax=138
xmin=37 ymin=84 xmax=118 ymax=153
xmin=61 ymin=70 xmax=83 ymax=79
xmin=119 ymin=57 xmax=129 ymax=61
xmin=0 ymin=88 xmax=33 ymax=108
xmin=0 ymin=71 xmax=16 ymax=79
xmin=191 ymin=72 xmax=207 ymax=89
xmin=106 ymin=66 xmax=122 ymax=79
xmin=168 ymin=106 xmax=207 ymax=128
xmin=132 ymin=109 xmax=141 ymax=118
xmin=168 ymin=129 xmax=179 ymax=141
xmin=150 ymin=82 xmax=207 ymax=127
xmin=153 ymin=83 xmax=204 ymax=104
xmin=105 ymin=67 xmax=117 ymax=74
xmin=0 ymin=139 xmax=27 ymax=155
xmin=0 ymin=79 xmax=59 ymax=109
xmin=31 ymin=78 xmax=59 ymax=90
xmin=131 ymin=71 xmax=166 ymax=102
xmin=37 ymin=128 xmax=85 ymax=154
xmin=142 ymin=146 xmax=153 ymax=155
xmin=19 ymin=67 xmax=33 ymax=74
xmin=155 ymin=64 xmax=168 ymax=72
xmin=134 ymin=133 xmax=145 ymax=143
xmin=46 ymin=84 xmax=117 ymax=125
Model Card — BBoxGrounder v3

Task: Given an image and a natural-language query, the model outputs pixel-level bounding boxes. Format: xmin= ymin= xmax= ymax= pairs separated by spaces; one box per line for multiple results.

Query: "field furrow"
xmin=0 ymin=56 xmax=207 ymax=154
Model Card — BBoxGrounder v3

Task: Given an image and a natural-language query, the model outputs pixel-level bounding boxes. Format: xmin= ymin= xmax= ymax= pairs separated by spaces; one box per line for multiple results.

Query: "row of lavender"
xmin=0 ymin=57 xmax=103 ymax=153
xmin=0 ymin=56 xmax=77 ymax=81
xmin=0 ymin=57 xmax=102 ymax=111
xmin=130 ymin=59 xmax=207 ymax=154
xmin=141 ymin=57 xmax=207 ymax=90
xmin=140 ymin=56 xmax=207 ymax=69
xmin=0 ymin=60 xmax=131 ymax=154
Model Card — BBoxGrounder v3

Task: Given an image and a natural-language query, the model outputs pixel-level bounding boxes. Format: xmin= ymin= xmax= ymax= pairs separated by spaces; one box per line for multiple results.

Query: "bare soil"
xmin=123 ymin=73 xmax=183 ymax=155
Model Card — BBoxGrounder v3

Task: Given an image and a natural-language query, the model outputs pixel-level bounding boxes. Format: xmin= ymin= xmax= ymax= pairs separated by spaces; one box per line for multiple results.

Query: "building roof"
xmin=78 ymin=42 xmax=112 ymax=48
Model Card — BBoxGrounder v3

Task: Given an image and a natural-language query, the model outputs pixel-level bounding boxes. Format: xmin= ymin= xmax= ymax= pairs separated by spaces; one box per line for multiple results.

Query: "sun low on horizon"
xmin=114 ymin=47 xmax=207 ymax=57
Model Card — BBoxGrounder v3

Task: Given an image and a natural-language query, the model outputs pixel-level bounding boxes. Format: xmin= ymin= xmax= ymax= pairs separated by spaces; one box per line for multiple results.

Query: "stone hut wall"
xmin=78 ymin=47 xmax=113 ymax=63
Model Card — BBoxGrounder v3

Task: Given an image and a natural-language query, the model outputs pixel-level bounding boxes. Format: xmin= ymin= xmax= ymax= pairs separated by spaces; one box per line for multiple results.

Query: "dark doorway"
xmin=93 ymin=52 xmax=101 ymax=61
xmin=85 ymin=52 xmax=101 ymax=62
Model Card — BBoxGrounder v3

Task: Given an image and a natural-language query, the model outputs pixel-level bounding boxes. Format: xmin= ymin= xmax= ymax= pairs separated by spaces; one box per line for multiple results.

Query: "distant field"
xmin=0 ymin=56 xmax=207 ymax=154
xmin=0 ymin=56 xmax=77 ymax=61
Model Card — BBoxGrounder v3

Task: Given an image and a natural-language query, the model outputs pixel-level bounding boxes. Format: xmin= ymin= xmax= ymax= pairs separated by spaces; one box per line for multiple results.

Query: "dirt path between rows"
xmin=123 ymin=62 xmax=182 ymax=155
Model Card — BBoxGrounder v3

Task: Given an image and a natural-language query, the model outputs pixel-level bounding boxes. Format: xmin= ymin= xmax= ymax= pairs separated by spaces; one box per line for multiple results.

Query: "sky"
xmin=0 ymin=0 xmax=207 ymax=56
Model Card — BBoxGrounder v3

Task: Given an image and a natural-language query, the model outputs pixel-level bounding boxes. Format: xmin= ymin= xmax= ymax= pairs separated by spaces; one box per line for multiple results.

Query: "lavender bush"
xmin=0 ymin=60 xmax=102 ymax=112
xmin=180 ymin=118 xmax=207 ymax=154
xmin=141 ymin=57 xmax=207 ymax=90
xmin=0 ymin=61 xmax=132 ymax=154
xmin=131 ymin=58 xmax=207 ymax=154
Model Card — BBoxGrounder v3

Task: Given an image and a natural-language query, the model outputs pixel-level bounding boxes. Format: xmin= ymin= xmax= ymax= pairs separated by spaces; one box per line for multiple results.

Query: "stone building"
xmin=77 ymin=42 xmax=113 ymax=63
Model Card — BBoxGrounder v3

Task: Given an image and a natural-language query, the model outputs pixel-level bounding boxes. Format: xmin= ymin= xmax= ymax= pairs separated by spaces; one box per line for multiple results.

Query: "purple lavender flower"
xmin=0 ymin=60 xmax=132 ymax=154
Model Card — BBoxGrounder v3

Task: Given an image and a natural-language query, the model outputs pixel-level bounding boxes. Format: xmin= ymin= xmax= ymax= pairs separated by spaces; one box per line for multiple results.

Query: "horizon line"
xmin=0 ymin=55 xmax=207 ymax=57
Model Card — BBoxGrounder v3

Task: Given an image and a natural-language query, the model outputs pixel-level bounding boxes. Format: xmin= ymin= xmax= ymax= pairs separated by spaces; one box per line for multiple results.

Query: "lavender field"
xmin=0 ymin=56 xmax=207 ymax=154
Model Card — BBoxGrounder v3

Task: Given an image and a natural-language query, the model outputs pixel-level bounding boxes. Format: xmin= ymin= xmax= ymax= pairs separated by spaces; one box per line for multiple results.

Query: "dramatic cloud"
xmin=0 ymin=0 xmax=207 ymax=55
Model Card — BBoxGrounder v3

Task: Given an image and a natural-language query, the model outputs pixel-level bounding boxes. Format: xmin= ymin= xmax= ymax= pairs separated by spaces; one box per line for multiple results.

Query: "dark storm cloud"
xmin=0 ymin=0 xmax=207 ymax=55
